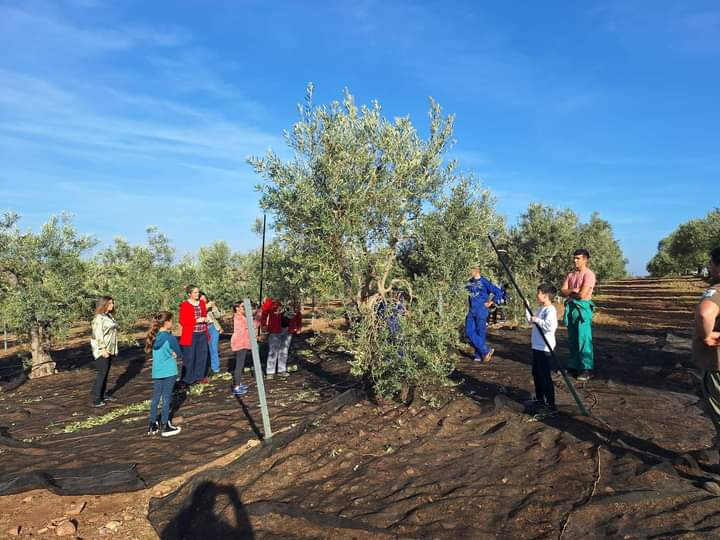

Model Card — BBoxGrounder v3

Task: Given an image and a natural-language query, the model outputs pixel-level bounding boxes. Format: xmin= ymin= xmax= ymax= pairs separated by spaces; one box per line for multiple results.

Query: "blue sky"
xmin=1 ymin=0 xmax=718 ymax=275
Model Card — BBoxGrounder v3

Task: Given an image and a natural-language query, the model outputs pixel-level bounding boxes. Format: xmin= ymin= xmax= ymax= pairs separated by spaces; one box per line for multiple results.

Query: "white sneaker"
xmin=161 ymin=423 xmax=181 ymax=437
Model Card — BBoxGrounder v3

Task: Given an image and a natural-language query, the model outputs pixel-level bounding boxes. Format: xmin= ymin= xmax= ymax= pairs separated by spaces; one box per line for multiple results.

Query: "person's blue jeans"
xmin=208 ymin=325 xmax=220 ymax=373
xmin=149 ymin=376 xmax=176 ymax=426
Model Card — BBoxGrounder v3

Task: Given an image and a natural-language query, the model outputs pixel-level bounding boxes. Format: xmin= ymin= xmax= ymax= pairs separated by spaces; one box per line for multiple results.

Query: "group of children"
xmin=143 ymin=295 xmax=302 ymax=438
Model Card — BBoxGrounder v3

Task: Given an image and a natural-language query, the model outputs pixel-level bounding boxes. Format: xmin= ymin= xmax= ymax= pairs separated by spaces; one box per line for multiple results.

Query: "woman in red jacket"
xmin=178 ymin=285 xmax=210 ymax=386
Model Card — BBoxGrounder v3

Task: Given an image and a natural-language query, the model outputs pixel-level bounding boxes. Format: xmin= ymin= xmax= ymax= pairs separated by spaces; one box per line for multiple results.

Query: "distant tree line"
xmin=647 ymin=209 xmax=720 ymax=277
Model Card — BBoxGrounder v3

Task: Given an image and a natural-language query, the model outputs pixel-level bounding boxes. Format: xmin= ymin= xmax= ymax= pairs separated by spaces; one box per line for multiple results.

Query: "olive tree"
xmin=507 ymin=203 xmax=581 ymax=287
xmin=0 ymin=213 xmax=96 ymax=377
xmin=647 ymin=209 xmax=720 ymax=276
xmin=249 ymin=85 xmax=454 ymax=313
xmin=578 ymin=213 xmax=628 ymax=280
xmin=506 ymin=204 xmax=627 ymax=308
xmin=249 ymin=86 xmax=464 ymax=399
xmin=87 ymin=227 xmax=180 ymax=337
xmin=197 ymin=241 xmax=246 ymax=308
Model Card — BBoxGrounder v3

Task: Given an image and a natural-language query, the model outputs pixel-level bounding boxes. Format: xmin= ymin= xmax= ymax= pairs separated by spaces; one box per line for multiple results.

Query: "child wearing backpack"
xmin=231 ymin=301 xmax=260 ymax=396
xmin=525 ymin=284 xmax=559 ymax=414
xmin=144 ymin=311 xmax=182 ymax=437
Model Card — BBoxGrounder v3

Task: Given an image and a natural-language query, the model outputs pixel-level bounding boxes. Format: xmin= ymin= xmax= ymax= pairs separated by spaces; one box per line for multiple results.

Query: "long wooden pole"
xmin=258 ymin=213 xmax=267 ymax=308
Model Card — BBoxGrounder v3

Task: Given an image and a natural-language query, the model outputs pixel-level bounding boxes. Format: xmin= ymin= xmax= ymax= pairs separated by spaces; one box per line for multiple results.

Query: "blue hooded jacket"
xmin=466 ymin=277 xmax=505 ymax=314
xmin=152 ymin=331 xmax=182 ymax=379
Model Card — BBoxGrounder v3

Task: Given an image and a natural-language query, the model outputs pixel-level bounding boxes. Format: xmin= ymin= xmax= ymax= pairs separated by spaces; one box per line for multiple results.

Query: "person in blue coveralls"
xmin=466 ymin=265 xmax=505 ymax=363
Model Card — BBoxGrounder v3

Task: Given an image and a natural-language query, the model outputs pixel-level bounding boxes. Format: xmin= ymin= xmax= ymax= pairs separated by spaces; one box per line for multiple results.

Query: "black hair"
xmin=537 ymin=283 xmax=557 ymax=297
xmin=573 ymin=248 xmax=590 ymax=259
xmin=711 ymin=247 xmax=720 ymax=266
xmin=185 ymin=284 xmax=197 ymax=295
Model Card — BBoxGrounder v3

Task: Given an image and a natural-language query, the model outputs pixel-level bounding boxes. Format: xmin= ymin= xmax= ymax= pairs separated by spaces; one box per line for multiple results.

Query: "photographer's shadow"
xmin=161 ymin=481 xmax=253 ymax=539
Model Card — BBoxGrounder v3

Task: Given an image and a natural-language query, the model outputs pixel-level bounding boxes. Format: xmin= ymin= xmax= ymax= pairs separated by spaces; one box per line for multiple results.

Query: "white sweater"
xmin=526 ymin=305 xmax=558 ymax=352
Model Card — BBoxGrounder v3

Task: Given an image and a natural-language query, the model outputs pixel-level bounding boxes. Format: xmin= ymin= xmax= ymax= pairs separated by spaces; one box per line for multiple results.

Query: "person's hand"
xmin=485 ymin=301 xmax=494 ymax=308
xmin=101 ymin=350 xmax=110 ymax=358
xmin=531 ymin=316 xmax=538 ymax=324
xmin=704 ymin=332 xmax=720 ymax=347
xmin=171 ymin=351 xmax=177 ymax=358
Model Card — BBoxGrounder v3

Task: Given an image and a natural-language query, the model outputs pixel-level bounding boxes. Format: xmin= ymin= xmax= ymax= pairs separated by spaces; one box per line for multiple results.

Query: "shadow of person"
xmin=170 ymin=383 xmax=188 ymax=419
xmin=106 ymin=350 xmax=146 ymax=396
xmin=161 ymin=481 xmax=253 ymax=539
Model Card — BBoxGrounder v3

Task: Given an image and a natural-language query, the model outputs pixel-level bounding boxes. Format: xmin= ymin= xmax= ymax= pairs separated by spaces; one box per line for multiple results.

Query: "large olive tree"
xmin=0 ymin=213 xmax=96 ymax=377
xmin=249 ymin=85 xmax=455 ymax=312
xmin=249 ymin=86 xmax=477 ymax=399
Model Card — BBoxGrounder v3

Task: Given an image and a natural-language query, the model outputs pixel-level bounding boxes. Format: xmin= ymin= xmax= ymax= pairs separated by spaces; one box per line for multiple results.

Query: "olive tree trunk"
xmin=29 ymin=322 xmax=56 ymax=378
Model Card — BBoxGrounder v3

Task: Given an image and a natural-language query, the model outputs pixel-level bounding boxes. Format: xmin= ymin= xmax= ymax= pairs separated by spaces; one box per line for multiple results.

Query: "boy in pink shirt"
xmin=560 ymin=249 xmax=596 ymax=381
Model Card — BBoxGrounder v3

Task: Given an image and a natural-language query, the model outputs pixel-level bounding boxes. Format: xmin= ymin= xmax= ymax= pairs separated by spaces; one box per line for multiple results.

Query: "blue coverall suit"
xmin=465 ymin=277 xmax=505 ymax=359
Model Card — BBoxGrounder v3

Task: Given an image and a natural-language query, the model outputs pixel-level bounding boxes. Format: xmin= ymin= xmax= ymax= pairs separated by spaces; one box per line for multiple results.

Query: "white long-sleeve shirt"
xmin=526 ymin=305 xmax=558 ymax=352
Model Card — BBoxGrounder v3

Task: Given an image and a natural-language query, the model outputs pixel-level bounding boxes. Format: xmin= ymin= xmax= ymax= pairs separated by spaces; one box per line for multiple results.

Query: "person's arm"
xmin=699 ymin=299 xmax=720 ymax=347
xmin=533 ymin=307 xmax=558 ymax=334
xmin=560 ymin=276 xmax=572 ymax=298
xmin=485 ymin=280 xmax=505 ymax=303
xmin=169 ymin=335 xmax=183 ymax=359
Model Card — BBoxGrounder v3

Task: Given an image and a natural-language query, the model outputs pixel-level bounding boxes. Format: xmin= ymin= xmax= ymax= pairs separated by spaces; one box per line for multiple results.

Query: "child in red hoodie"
xmin=262 ymin=298 xmax=289 ymax=378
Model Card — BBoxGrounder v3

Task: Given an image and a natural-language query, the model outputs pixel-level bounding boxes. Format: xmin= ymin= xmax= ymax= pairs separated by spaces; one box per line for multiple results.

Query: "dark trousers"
xmin=532 ymin=349 xmax=555 ymax=407
xmin=91 ymin=355 xmax=113 ymax=404
xmin=149 ymin=376 xmax=176 ymax=426
xmin=182 ymin=332 xmax=209 ymax=384
xmin=234 ymin=349 xmax=249 ymax=386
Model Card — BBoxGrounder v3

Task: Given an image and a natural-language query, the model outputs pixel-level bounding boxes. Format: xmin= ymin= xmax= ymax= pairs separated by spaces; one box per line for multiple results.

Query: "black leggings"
xmin=234 ymin=349 xmax=249 ymax=386
xmin=91 ymin=355 xmax=113 ymax=403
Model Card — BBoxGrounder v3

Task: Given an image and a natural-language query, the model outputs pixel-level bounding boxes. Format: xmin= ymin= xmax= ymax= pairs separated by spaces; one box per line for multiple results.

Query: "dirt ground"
xmin=2 ymin=277 xmax=719 ymax=539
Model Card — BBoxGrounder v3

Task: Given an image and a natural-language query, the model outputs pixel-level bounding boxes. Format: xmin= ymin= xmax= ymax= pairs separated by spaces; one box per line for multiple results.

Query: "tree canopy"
xmin=647 ymin=209 xmax=720 ymax=276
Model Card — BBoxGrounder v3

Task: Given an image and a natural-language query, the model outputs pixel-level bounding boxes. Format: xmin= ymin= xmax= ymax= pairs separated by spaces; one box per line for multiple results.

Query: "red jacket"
xmin=261 ymin=298 xmax=283 ymax=334
xmin=178 ymin=299 xmax=209 ymax=346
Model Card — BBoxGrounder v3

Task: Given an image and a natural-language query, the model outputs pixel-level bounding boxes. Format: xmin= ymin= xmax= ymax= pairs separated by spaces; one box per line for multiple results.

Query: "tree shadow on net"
xmin=160 ymin=480 xmax=254 ymax=540
xmin=455 ymin=369 xmax=720 ymax=488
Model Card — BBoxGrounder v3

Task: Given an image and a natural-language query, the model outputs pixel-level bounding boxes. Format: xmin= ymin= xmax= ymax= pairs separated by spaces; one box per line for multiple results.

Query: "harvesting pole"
xmin=487 ymin=235 xmax=590 ymax=416
xmin=258 ymin=213 xmax=267 ymax=308
xmin=244 ymin=298 xmax=272 ymax=439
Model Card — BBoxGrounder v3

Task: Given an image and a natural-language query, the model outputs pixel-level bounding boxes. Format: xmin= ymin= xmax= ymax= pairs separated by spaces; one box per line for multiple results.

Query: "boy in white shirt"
xmin=526 ymin=284 xmax=559 ymax=413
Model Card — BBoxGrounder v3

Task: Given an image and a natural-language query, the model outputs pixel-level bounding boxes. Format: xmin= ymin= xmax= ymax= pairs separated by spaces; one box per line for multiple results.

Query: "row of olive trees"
xmin=647 ymin=209 xmax=720 ymax=276
xmin=0 ymin=216 xmax=267 ymax=378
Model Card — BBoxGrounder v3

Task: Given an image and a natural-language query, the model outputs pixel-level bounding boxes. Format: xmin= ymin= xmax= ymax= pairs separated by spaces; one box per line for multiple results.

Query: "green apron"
xmin=563 ymin=299 xmax=595 ymax=370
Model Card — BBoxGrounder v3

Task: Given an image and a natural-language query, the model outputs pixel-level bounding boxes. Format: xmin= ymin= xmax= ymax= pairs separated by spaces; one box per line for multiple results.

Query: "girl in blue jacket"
xmin=144 ymin=311 xmax=183 ymax=437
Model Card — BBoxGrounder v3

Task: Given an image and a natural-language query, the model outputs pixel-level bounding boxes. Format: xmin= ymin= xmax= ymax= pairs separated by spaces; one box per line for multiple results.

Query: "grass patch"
xmin=60 ymin=400 xmax=151 ymax=433
xmin=188 ymin=384 xmax=206 ymax=396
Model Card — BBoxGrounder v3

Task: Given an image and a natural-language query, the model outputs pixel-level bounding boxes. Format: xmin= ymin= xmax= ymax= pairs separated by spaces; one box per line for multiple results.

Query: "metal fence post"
xmin=244 ymin=298 xmax=272 ymax=439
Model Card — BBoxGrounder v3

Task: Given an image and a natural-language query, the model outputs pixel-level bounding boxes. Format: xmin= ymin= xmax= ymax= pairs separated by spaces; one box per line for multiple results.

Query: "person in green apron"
xmin=561 ymin=249 xmax=596 ymax=381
